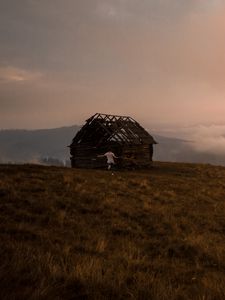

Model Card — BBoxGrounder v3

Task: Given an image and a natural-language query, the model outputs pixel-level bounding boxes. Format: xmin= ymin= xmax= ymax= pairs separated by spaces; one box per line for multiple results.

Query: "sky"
xmin=0 ymin=0 xmax=225 ymax=130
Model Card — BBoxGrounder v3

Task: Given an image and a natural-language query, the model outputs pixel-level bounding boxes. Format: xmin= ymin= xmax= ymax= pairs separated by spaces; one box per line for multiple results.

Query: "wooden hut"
xmin=69 ymin=113 xmax=157 ymax=169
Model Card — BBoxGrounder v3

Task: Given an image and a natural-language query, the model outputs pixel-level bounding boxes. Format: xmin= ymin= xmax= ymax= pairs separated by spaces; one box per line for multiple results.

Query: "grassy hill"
xmin=1 ymin=162 xmax=225 ymax=299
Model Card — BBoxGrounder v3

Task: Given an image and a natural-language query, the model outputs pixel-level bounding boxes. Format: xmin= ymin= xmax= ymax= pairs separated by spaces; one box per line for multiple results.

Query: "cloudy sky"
xmin=0 ymin=0 xmax=225 ymax=129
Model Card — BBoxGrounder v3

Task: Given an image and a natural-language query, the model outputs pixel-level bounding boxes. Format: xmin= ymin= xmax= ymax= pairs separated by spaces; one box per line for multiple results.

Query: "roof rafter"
xmin=70 ymin=113 xmax=157 ymax=147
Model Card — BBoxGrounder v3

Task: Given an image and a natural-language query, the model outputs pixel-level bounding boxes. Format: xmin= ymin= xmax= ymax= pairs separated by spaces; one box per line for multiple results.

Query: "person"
xmin=98 ymin=151 xmax=118 ymax=170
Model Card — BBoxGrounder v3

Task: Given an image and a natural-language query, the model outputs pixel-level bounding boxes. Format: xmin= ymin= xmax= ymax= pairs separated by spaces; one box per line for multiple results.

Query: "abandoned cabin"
xmin=69 ymin=113 xmax=157 ymax=169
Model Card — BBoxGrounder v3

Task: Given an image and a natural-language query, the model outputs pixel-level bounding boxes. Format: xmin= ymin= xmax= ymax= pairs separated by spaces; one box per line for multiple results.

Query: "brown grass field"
xmin=0 ymin=162 xmax=225 ymax=299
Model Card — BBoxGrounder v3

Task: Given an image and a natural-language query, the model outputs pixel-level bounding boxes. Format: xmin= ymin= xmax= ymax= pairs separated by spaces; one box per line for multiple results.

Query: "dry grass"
xmin=1 ymin=162 xmax=225 ymax=299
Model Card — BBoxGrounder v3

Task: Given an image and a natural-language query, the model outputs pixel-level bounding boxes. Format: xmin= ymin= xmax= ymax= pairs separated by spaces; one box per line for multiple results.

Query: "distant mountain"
xmin=0 ymin=126 xmax=225 ymax=166
xmin=0 ymin=125 xmax=80 ymax=164
xmin=154 ymin=135 xmax=225 ymax=166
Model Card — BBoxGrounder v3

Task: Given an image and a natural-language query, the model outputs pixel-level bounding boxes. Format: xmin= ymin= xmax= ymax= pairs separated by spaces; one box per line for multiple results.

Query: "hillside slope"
xmin=1 ymin=162 xmax=225 ymax=299
xmin=0 ymin=126 xmax=79 ymax=163
xmin=1 ymin=126 xmax=225 ymax=166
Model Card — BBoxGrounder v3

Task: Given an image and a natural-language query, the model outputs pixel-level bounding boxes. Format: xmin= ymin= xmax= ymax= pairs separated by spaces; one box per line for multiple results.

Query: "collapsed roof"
xmin=70 ymin=113 xmax=157 ymax=147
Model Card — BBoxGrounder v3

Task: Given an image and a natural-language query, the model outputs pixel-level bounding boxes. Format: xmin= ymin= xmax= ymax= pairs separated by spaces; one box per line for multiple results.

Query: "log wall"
xmin=70 ymin=143 xmax=154 ymax=169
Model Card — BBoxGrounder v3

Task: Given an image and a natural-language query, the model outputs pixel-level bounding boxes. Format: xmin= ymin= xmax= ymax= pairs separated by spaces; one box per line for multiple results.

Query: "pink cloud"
xmin=0 ymin=66 xmax=42 ymax=84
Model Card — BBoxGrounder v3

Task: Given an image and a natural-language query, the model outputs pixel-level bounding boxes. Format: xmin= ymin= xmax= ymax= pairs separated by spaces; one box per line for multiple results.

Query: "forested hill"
xmin=0 ymin=125 xmax=79 ymax=163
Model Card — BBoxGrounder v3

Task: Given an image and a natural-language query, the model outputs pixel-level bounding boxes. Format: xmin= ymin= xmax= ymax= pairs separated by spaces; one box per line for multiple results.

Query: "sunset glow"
xmin=0 ymin=0 xmax=225 ymax=129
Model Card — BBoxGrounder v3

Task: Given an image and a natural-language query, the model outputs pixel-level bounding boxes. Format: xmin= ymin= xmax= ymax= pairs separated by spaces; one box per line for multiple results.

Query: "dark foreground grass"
xmin=0 ymin=162 xmax=225 ymax=299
